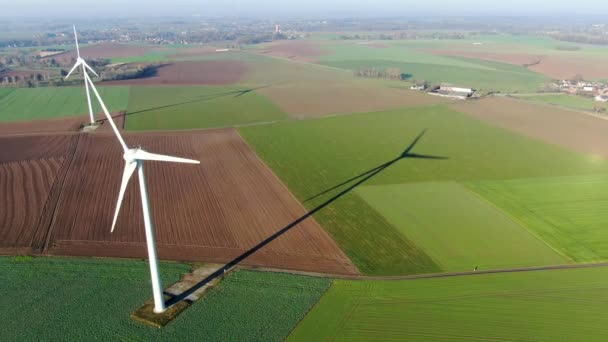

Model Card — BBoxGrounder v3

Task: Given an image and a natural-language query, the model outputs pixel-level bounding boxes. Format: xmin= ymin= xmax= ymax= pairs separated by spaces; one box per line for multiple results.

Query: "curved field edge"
xmin=0 ymin=256 xmax=330 ymax=341
xmin=288 ymin=266 xmax=608 ymax=341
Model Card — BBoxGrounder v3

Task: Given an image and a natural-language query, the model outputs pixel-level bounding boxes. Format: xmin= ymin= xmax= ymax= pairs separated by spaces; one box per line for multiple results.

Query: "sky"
xmin=2 ymin=0 xmax=608 ymax=18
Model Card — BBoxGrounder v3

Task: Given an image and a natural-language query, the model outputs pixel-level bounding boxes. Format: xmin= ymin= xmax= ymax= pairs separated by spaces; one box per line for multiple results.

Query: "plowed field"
xmin=452 ymin=96 xmax=608 ymax=158
xmin=104 ymin=61 xmax=248 ymax=85
xmin=48 ymin=43 xmax=153 ymax=63
xmin=0 ymin=129 xmax=356 ymax=275
xmin=0 ymin=117 xmax=83 ymax=136
xmin=0 ymin=134 xmax=79 ymax=253
xmin=0 ymin=158 xmax=64 ymax=251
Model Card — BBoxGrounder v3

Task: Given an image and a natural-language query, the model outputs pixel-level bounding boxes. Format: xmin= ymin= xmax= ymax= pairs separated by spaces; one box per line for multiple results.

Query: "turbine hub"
xmin=123 ymin=148 xmax=141 ymax=163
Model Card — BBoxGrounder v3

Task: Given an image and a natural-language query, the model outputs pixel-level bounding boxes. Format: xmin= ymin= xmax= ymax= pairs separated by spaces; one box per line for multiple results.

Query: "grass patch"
xmin=468 ymin=175 xmax=608 ymax=263
xmin=0 ymin=86 xmax=130 ymax=122
xmin=0 ymin=256 xmax=329 ymax=341
xmin=515 ymin=93 xmax=608 ymax=111
xmin=356 ymin=182 xmax=564 ymax=271
xmin=289 ymin=266 xmax=608 ymax=341
xmin=323 ymin=59 xmax=547 ymax=93
xmin=125 ymin=85 xmax=286 ymax=131
xmin=0 ymin=88 xmax=15 ymax=101
xmin=240 ymin=106 xmax=608 ymax=275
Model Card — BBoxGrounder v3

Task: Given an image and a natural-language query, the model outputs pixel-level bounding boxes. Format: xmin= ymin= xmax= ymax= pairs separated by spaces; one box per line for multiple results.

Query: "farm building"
xmin=429 ymin=85 xmax=476 ymax=100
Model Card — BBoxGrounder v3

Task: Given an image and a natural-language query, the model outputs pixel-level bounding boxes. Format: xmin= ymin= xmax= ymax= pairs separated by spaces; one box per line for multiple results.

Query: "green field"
xmin=0 ymin=256 xmax=329 ymax=341
xmin=0 ymin=86 xmax=130 ymax=122
xmin=289 ymin=266 xmax=608 ymax=341
xmin=240 ymin=106 xmax=608 ymax=275
xmin=0 ymin=88 xmax=14 ymax=101
xmin=516 ymin=93 xmax=608 ymax=111
xmin=125 ymin=85 xmax=287 ymax=130
xmin=316 ymin=43 xmax=548 ymax=92
xmin=356 ymin=182 xmax=564 ymax=271
xmin=469 ymin=175 xmax=608 ymax=263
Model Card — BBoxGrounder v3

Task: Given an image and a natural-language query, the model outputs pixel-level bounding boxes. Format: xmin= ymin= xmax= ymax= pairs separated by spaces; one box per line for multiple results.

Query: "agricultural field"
xmin=240 ymin=105 xmax=608 ymax=275
xmin=468 ymin=175 xmax=608 ymax=262
xmin=0 ymin=86 xmax=130 ymax=122
xmin=452 ymin=96 xmax=608 ymax=158
xmin=0 ymin=129 xmax=357 ymax=275
xmin=515 ymin=93 xmax=608 ymax=111
xmin=356 ymin=182 xmax=564 ymax=271
xmin=1 ymin=256 xmax=328 ymax=341
xmin=48 ymin=43 xmax=157 ymax=63
xmin=0 ymin=88 xmax=14 ymax=101
xmin=104 ymin=60 xmax=249 ymax=86
xmin=289 ymin=266 xmax=608 ymax=341
xmin=308 ymin=41 xmax=549 ymax=92
xmin=124 ymin=85 xmax=286 ymax=130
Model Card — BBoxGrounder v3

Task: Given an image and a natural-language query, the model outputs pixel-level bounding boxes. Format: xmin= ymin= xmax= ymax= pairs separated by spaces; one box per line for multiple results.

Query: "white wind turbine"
xmin=81 ymin=71 xmax=200 ymax=314
xmin=65 ymin=25 xmax=98 ymax=125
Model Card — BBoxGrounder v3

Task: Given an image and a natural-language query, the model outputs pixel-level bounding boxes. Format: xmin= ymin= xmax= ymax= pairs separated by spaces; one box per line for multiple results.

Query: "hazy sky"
xmin=3 ymin=0 xmax=608 ymax=18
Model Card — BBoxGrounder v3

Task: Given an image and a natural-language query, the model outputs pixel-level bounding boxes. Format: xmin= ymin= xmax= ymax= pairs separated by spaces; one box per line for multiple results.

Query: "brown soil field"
xmin=258 ymin=82 xmax=450 ymax=118
xmin=452 ymin=96 xmax=608 ymax=157
xmin=260 ymin=41 xmax=329 ymax=62
xmin=0 ymin=158 xmax=65 ymax=250
xmin=0 ymin=117 xmax=84 ymax=136
xmin=47 ymin=43 xmax=153 ymax=63
xmin=422 ymin=49 xmax=608 ymax=79
xmin=103 ymin=61 xmax=248 ymax=86
xmin=0 ymin=134 xmax=78 ymax=163
xmin=0 ymin=129 xmax=357 ymax=274
xmin=528 ymin=55 xmax=608 ymax=79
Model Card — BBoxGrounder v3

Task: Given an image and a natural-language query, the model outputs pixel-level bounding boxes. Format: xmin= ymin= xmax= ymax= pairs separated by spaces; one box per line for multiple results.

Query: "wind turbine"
xmin=65 ymin=25 xmax=99 ymax=125
xmin=81 ymin=71 xmax=200 ymax=314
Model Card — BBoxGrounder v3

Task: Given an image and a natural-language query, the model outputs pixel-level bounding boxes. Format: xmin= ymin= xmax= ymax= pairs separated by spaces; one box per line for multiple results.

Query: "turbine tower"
xmin=81 ymin=71 xmax=200 ymax=313
xmin=65 ymin=25 xmax=99 ymax=125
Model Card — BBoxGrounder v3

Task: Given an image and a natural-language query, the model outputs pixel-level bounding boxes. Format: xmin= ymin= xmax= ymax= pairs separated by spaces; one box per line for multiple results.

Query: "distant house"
xmin=596 ymin=95 xmax=608 ymax=103
xmin=583 ymin=86 xmax=595 ymax=92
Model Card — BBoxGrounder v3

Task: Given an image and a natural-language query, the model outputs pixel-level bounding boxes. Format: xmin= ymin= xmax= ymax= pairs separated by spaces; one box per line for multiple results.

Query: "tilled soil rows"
xmin=0 ymin=129 xmax=357 ymax=275
xmin=103 ymin=61 xmax=248 ymax=86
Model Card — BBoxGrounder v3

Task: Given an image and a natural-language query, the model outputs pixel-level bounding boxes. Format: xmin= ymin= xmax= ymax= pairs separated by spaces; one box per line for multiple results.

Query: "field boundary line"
xmin=460 ymin=181 xmax=571 ymax=262
xmin=234 ymin=128 xmax=360 ymax=273
xmin=242 ymin=261 xmax=608 ymax=281
xmin=39 ymin=134 xmax=82 ymax=254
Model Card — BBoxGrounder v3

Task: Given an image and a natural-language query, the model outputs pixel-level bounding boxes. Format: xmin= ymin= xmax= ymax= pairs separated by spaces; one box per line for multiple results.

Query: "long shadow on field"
xmin=164 ymin=129 xmax=447 ymax=306
xmin=95 ymin=85 xmax=274 ymax=124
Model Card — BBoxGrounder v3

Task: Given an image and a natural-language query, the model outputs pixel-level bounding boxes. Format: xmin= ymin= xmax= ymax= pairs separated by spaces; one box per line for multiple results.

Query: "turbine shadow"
xmin=164 ymin=129 xmax=448 ymax=307
xmin=95 ymin=84 xmax=274 ymax=123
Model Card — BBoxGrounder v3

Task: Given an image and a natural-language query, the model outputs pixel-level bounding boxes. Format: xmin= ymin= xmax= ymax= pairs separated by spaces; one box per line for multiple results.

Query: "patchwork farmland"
xmin=5 ymin=22 xmax=608 ymax=340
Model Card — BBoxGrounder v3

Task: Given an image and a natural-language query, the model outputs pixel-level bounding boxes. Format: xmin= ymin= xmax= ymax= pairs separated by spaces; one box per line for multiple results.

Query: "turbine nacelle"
xmin=111 ymin=148 xmax=200 ymax=233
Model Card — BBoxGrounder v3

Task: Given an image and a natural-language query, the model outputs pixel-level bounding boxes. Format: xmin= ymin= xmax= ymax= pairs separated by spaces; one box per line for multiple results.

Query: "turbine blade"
xmin=133 ymin=150 xmax=200 ymax=164
xmin=83 ymin=61 xmax=99 ymax=77
xmin=65 ymin=61 xmax=80 ymax=79
xmin=73 ymin=25 xmax=80 ymax=58
xmin=405 ymin=153 xmax=449 ymax=160
xmin=401 ymin=129 xmax=428 ymax=156
xmin=83 ymin=72 xmax=128 ymax=151
xmin=111 ymin=161 xmax=137 ymax=232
